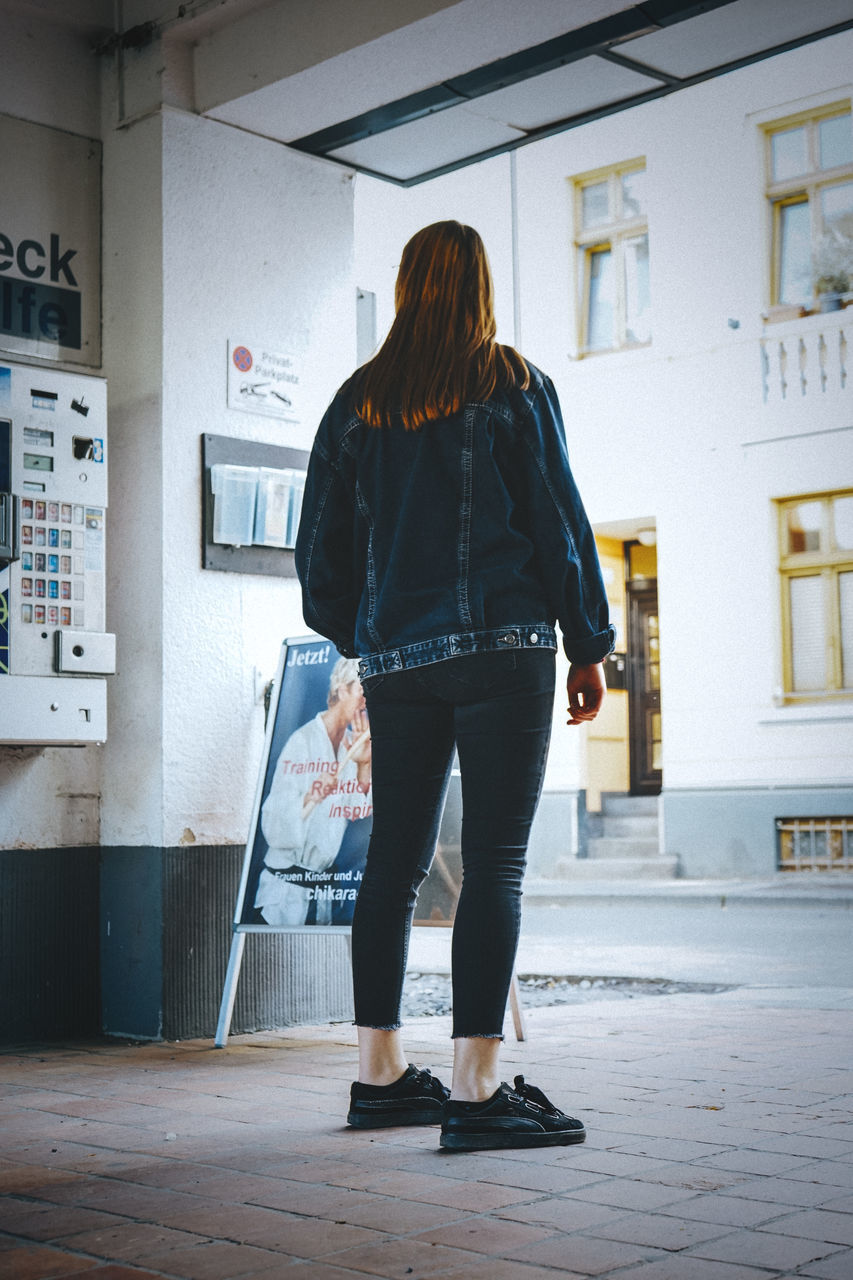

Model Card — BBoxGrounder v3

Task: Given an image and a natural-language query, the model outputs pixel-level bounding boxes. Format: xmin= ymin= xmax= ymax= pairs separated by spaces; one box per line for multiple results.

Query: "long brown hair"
xmin=355 ymin=221 xmax=529 ymax=430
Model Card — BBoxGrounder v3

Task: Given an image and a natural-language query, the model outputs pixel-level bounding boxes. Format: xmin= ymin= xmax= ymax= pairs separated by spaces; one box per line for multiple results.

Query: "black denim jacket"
xmin=295 ymin=362 xmax=615 ymax=678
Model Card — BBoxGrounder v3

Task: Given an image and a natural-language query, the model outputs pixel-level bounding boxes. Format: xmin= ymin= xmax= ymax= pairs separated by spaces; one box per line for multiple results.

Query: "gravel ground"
xmin=401 ymin=972 xmax=733 ymax=1018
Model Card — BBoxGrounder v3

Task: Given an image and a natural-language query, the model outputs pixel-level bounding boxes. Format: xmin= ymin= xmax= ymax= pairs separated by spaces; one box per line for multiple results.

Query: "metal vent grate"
xmin=777 ymin=818 xmax=853 ymax=872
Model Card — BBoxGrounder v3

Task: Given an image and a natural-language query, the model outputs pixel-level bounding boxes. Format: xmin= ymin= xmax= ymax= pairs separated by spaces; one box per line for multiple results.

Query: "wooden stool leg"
xmin=509 ymin=973 xmax=527 ymax=1042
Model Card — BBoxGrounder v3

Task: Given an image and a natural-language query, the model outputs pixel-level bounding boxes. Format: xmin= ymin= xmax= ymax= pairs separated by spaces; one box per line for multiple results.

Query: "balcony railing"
xmin=760 ymin=308 xmax=849 ymax=405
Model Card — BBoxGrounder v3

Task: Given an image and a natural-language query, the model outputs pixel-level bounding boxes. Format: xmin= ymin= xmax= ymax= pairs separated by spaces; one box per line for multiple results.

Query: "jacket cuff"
xmin=564 ymin=624 xmax=616 ymax=666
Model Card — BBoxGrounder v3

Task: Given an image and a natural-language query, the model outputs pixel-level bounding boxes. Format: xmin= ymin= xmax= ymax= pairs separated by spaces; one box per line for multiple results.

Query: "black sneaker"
xmin=347 ymin=1065 xmax=450 ymax=1128
xmin=440 ymin=1075 xmax=587 ymax=1151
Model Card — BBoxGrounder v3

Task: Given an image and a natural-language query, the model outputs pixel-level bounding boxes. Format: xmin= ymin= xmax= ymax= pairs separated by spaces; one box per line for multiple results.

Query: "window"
xmin=777 ymin=490 xmax=853 ymax=701
xmin=777 ymin=817 xmax=853 ymax=871
xmin=574 ymin=161 xmax=650 ymax=353
xmin=766 ymin=105 xmax=853 ymax=309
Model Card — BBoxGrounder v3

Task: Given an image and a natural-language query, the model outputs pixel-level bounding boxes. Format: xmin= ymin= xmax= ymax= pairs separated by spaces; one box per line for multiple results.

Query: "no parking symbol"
xmin=232 ymin=345 xmax=253 ymax=373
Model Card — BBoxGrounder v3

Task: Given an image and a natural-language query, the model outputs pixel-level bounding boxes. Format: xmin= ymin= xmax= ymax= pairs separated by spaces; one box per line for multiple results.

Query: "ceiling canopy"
xmin=283 ymin=0 xmax=853 ymax=184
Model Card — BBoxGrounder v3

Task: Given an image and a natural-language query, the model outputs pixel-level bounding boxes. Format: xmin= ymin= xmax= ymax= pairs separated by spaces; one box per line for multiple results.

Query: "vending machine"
xmin=0 ymin=360 xmax=115 ymax=744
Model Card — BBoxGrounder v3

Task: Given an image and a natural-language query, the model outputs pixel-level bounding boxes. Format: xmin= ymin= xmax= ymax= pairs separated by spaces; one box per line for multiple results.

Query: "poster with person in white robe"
xmin=240 ymin=639 xmax=372 ymax=928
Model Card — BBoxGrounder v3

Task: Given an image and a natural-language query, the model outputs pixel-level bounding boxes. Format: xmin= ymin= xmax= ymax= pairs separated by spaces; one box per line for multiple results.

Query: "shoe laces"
xmin=413 ymin=1065 xmax=450 ymax=1101
xmin=511 ymin=1075 xmax=562 ymax=1116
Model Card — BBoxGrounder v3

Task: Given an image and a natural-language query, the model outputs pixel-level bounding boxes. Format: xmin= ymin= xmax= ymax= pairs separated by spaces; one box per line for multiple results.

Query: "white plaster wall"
xmin=157 ymin=111 xmax=356 ymax=846
xmin=354 ymin=155 xmax=517 ymax=351
xmin=98 ymin=108 xmax=166 ymax=848
xmin=0 ymin=748 xmax=102 ymax=848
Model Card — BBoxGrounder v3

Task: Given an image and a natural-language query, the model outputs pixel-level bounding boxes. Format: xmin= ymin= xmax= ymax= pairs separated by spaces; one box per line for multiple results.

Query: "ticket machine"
xmin=0 ymin=360 xmax=115 ymax=744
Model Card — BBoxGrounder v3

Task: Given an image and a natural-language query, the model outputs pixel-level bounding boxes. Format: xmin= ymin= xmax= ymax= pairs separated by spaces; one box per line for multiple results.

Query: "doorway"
xmin=587 ymin=529 xmax=663 ymax=805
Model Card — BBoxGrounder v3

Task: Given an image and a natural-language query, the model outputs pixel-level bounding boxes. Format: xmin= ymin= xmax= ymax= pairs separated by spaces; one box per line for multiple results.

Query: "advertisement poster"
xmin=236 ymin=636 xmax=373 ymax=930
xmin=217 ymin=635 xmax=463 ymax=1044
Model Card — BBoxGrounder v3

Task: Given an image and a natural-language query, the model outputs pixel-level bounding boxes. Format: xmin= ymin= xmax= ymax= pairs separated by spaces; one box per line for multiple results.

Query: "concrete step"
xmin=601 ymin=815 xmax=659 ymax=839
xmin=550 ymin=856 xmax=680 ymax=880
xmin=587 ymin=836 xmax=661 ymax=860
xmin=600 ymin=793 xmax=659 ymax=817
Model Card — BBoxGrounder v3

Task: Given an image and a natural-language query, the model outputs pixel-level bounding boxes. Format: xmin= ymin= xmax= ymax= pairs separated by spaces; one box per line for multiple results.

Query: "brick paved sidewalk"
xmin=1 ymin=989 xmax=852 ymax=1280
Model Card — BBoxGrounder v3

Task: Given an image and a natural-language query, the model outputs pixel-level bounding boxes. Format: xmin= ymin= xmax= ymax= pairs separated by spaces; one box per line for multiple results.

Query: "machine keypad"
xmin=19 ymin=500 xmax=88 ymax=629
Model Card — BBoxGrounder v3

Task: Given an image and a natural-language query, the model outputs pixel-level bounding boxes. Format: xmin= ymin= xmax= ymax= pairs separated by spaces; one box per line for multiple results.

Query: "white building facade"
xmin=354 ymin=28 xmax=853 ymax=879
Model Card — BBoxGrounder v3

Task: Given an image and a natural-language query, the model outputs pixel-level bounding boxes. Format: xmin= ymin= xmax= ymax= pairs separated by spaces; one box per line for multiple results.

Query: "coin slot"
xmin=72 ymin=437 xmax=94 ymax=460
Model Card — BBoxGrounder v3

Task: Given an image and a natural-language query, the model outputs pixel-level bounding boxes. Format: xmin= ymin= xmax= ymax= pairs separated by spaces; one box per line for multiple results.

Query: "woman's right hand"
xmin=566 ymin=662 xmax=606 ymax=725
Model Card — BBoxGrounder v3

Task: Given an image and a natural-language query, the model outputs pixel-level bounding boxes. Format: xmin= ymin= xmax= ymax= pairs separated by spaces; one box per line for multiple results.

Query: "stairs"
xmin=557 ymin=794 xmax=678 ymax=880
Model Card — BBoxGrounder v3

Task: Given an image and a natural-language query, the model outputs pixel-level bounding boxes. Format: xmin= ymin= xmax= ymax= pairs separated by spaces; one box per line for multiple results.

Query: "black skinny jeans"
xmin=352 ymin=647 xmax=556 ymax=1039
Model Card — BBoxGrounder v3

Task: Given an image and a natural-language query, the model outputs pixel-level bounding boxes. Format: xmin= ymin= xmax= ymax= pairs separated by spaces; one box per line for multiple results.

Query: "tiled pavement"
xmin=2 ymin=986 xmax=853 ymax=1280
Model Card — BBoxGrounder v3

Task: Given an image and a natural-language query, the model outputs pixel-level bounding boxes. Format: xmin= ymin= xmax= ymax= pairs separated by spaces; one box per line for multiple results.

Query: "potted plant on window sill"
xmin=813 ymin=230 xmax=853 ymax=313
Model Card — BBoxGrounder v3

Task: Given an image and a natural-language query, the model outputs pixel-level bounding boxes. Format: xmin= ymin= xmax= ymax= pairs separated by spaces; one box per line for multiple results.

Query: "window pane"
xmin=647 ymin=611 xmax=660 ymax=690
xmin=790 ymin=575 xmax=826 ymax=692
xmin=840 ymin=572 xmax=853 ymax=689
xmin=819 ymin=113 xmax=853 ymax=170
xmin=586 ymin=248 xmax=615 ymax=350
xmin=650 ymin=711 xmax=662 ymax=771
xmin=833 ymin=495 xmax=853 ymax=550
xmin=820 ymin=181 xmax=853 ymax=234
xmin=648 ymin=609 xmax=660 ymax=691
xmin=624 ymin=233 xmax=651 ymax=343
xmin=582 ymin=181 xmax=610 ymax=228
xmin=778 ymin=200 xmax=812 ymax=304
xmin=772 ymin=126 xmax=807 ymax=180
xmin=786 ymin=501 xmax=823 ymax=554
xmin=621 ymin=168 xmax=646 ymax=218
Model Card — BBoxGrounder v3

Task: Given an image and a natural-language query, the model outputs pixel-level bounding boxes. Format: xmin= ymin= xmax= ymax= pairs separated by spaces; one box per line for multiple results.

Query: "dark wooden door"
xmin=628 ymin=582 xmax=662 ymax=795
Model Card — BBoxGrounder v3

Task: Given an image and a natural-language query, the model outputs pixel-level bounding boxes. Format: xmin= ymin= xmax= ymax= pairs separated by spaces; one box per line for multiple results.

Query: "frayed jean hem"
xmin=451 ymin=1032 xmax=505 ymax=1040
xmin=354 ymin=1021 xmax=403 ymax=1031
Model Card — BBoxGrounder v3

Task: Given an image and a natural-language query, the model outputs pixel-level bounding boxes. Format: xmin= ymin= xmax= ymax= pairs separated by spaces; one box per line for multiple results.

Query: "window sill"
xmin=763 ymin=297 xmax=853 ymax=325
xmin=760 ymin=697 xmax=853 ymax=725
xmin=574 ymin=341 xmax=652 ymax=360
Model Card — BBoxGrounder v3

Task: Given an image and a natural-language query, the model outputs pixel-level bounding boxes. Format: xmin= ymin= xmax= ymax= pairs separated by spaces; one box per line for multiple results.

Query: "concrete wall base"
xmin=1 ymin=845 xmax=353 ymax=1044
xmin=0 ymin=847 xmax=100 ymax=1042
xmin=527 ymin=790 xmax=579 ymax=877
xmin=662 ymin=786 xmax=853 ymax=878
xmin=100 ymin=845 xmax=354 ymax=1040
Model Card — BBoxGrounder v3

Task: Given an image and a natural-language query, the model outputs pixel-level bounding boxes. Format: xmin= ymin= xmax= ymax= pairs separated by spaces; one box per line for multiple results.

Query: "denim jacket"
xmin=295 ymin=362 xmax=615 ymax=680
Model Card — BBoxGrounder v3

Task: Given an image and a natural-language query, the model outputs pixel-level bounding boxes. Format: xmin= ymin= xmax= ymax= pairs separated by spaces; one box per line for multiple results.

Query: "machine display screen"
xmin=23 ymin=427 xmax=54 ymax=447
xmin=23 ymin=452 xmax=54 ymax=472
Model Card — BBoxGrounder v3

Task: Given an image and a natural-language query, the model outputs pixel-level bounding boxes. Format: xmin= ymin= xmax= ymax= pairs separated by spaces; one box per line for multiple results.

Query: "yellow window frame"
xmin=764 ymin=103 xmax=853 ymax=312
xmin=572 ymin=159 xmax=649 ymax=356
xmin=777 ymin=491 xmax=853 ymax=701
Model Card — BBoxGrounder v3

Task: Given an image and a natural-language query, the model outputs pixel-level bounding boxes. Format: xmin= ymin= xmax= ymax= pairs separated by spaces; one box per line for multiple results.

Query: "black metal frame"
xmin=201 ymin=433 xmax=309 ymax=577
xmin=627 ymin=579 xmax=662 ymax=797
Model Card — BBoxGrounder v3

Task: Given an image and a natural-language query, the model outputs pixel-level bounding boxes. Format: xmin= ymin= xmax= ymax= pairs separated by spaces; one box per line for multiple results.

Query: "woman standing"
xmin=295 ymin=221 xmax=614 ymax=1151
